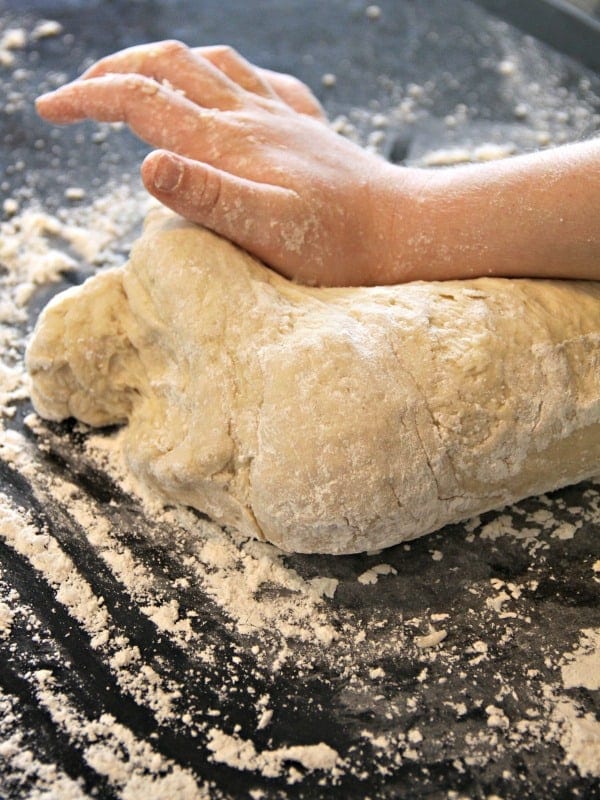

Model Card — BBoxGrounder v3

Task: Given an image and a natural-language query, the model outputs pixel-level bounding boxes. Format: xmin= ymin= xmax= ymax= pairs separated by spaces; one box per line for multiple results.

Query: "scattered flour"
xmin=357 ymin=563 xmax=398 ymax=585
xmin=561 ymin=628 xmax=600 ymax=691
xmin=415 ymin=628 xmax=447 ymax=649
xmin=206 ymin=728 xmax=341 ymax=780
xmin=553 ymin=698 xmax=600 ymax=778
xmin=0 ymin=600 xmax=14 ymax=638
xmin=421 ymin=143 xmax=515 ymax=166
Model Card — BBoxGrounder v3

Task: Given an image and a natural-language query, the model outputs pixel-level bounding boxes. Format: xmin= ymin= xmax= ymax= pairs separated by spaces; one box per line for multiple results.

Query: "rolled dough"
xmin=27 ymin=209 xmax=600 ymax=554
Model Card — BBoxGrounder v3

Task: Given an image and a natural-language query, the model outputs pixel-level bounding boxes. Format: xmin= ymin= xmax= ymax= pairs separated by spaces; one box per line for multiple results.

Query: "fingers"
xmin=195 ymin=45 xmax=326 ymax=119
xmin=141 ymin=149 xmax=298 ymax=264
xmin=38 ymin=37 xmax=325 ymax=142
xmin=195 ymin=45 xmax=278 ymax=99
xmin=256 ymin=68 xmax=327 ymax=119
xmin=36 ymin=76 xmax=230 ymax=161
xmin=81 ymin=40 xmax=244 ymax=111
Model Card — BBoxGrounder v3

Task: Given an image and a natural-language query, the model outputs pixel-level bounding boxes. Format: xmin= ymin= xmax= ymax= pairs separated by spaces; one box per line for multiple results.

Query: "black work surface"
xmin=0 ymin=1 xmax=599 ymax=798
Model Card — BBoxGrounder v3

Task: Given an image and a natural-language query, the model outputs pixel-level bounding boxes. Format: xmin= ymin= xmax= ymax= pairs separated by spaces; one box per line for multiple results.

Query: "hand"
xmin=36 ymin=40 xmax=415 ymax=286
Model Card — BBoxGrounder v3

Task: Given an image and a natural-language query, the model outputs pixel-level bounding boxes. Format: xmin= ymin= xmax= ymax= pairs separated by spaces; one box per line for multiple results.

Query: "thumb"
xmin=141 ymin=150 xmax=297 ymax=260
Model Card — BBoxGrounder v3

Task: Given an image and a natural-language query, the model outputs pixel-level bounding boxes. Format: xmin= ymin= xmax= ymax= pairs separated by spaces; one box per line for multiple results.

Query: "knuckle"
xmin=123 ymin=73 xmax=157 ymax=93
xmin=274 ymin=71 xmax=296 ymax=86
xmin=213 ymin=44 xmax=236 ymax=59
xmin=196 ymin=168 xmax=222 ymax=215
xmin=158 ymin=39 xmax=188 ymax=59
xmin=211 ymin=44 xmax=243 ymax=67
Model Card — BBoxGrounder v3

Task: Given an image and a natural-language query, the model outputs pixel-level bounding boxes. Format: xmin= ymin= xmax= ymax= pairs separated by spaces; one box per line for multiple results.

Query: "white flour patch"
xmin=561 ymin=628 xmax=600 ymax=693
xmin=206 ymin=728 xmax=341 ymax=779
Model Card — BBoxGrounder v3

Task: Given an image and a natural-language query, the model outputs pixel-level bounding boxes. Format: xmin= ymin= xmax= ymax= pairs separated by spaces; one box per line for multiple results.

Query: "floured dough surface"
xmin=27 ymin=209 xmax=600 ymax=554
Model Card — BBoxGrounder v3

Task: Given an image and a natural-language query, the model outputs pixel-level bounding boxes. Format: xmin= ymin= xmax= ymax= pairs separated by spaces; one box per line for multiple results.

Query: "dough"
xmin=26 ymin=209 xmax=600 ymax=554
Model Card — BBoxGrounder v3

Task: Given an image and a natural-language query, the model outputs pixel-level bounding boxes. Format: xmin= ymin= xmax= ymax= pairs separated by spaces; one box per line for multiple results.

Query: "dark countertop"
xmin=0 ymin=2 xmax=599 ymax=798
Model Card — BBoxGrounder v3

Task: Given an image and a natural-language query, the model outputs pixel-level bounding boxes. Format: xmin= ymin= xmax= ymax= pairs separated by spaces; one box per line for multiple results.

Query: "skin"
xmin=36 ymin=40 xmax=600 ymax=287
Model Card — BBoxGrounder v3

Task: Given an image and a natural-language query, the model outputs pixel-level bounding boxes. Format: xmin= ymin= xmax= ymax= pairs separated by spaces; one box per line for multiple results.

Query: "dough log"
xmin=27 ymin=210 xmax=600 ymax=554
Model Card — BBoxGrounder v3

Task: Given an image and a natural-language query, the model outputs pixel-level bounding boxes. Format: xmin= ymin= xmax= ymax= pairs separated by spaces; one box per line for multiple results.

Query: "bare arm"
xmin=36 ymin=40 xmax=600 ymax=286
xmin=396 ymin=140 xmax=600 ymax=283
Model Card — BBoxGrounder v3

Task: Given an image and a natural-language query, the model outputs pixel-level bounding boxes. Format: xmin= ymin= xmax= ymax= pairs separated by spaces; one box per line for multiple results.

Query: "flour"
xmin=31 ymin=20 xmax=63 ymax=40
xmin=357 ymin=563 xmax=398 ymax=585
xmin=0 ymin=491 xmax=182 ymax=721
xmin=552 ymin=697 xmax=600 ymax=778
xmin=0 ymin=691 xmax=87 ymax=800
xmin=421 ymin=143 xmax=516 ymax=166
xmin=414 ymin=628 xmax=447 ymax=649
xmin=0 ymin=27 xmax=26 ymax=67
xmin=206 ymin=729 xmax=341 ymax=780
xmin=32 ymin=671 xmax=207 ymax=799
xmin=80 ymin=428 xmax=339 ymax=648
xmin=0 ymin=186 xmax=152 ymax=421
xmin=0 ymin=600 xmax=14 ymax=638
xmin=561 ymin=628 xmax=600 ymax=692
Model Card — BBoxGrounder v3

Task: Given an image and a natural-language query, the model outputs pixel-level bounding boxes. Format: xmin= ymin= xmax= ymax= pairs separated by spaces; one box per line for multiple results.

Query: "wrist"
xmin=368 ymin=162 xmax=436 ymax=285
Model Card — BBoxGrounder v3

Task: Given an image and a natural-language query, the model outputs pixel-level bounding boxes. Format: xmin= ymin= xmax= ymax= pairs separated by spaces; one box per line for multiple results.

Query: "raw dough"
xmin=26 ymin=209 xmax=600 ymax=554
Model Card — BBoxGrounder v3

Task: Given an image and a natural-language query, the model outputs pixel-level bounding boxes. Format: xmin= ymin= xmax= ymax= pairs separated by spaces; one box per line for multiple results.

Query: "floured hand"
xmin=37 ymin=40 xmax=600 ymax=285
xmin=36 ymin=40 xmax=417 ymax=286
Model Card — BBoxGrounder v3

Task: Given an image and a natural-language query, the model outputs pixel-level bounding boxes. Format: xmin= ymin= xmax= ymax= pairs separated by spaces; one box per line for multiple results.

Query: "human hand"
xmin=36 ymin=40 xmax=415 ymax=286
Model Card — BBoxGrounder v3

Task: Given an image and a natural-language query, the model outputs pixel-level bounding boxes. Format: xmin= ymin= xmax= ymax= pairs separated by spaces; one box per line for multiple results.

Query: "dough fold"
xmin=27 ymin=210 xmax=600 ymax=554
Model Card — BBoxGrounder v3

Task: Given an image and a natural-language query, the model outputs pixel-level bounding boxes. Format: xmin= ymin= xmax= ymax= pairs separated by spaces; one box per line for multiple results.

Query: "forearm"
xmin=384 ymin=139 xmax=600 ymax=283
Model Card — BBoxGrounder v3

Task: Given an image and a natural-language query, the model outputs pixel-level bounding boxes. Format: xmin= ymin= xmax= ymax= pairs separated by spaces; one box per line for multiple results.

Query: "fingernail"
xmin=153 ymin=152 xmax=184 ymax=193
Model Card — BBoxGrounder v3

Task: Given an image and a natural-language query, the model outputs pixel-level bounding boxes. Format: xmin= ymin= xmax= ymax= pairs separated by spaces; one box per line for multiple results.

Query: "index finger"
xmin=81 ymin=40 xmax=244 ymax=111
xmin=36 ymin=74 xmax=231 ymax=162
